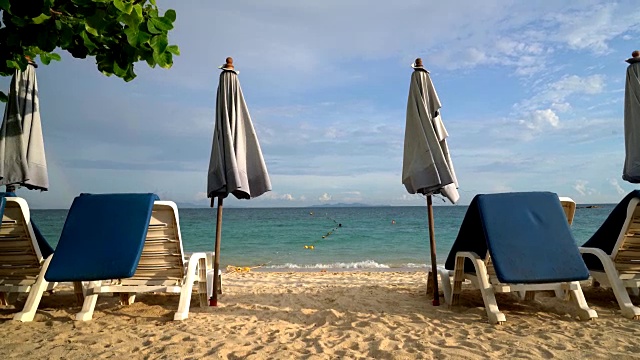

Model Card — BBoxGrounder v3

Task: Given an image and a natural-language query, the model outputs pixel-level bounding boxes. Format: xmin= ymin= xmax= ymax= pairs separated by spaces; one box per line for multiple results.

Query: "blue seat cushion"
xmin=0 ymin=192 xmax=53 ymax=258
xmin=445 ymin=192 xmax=589 ymax=283
xmin=44 ymin=193 xmax=159 ymax=282
xmin=581 ymin=190 xmax=640 ymax=271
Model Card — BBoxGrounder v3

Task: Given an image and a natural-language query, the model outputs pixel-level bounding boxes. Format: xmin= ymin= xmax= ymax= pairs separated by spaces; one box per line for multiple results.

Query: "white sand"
xmin=1 ymin=271 xmax=640 ymax=359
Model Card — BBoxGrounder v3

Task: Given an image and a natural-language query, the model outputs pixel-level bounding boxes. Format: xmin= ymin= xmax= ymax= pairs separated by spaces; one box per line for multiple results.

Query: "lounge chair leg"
xmin=73 ymin=282 xmax=84 ymax=305
xmin=521 ymin=291 xmax=536 ymax=301
xmin=609 ymin=278 xmax=640 ymax=319
xmin=599 ymin=262 xmax=640 ymax=319
xmin=567 ymin=281 xmax=597 ymax=320
xmin=198 ymin=257 xmax=208 ymax=307
xmin=454 ymin=252 xmax=505 ymax=325
xmin=438 ymin=268 xmax=453 ymax=305
xmin=13 ymin=255 xmax=54 ymax=322
xmin=580 ymin=247 xmax=640 ymax=319
xmin=554 ymin=289 xmax=567 ymax=299
xmin=76 ymin=281 xmax=102 ymax=321
xmin=119 ymin=293 xmax=135 ymax=305
xmin=175 ymin=253 xmax=205 ymax=320
xmin=0 ymin=292 xmax=7 ymax=306
xmin=451 ymin=257 xmax=465 ymax=306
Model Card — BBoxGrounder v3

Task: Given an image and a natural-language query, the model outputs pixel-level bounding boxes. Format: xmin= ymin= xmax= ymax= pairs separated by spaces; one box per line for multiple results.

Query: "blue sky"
xmin=2 ymin=0 xmax=640 ymax=209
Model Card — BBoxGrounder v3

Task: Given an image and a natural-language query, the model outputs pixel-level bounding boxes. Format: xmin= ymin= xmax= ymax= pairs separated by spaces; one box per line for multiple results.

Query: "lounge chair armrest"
xmin=455 ymin=251 xmax=482 ymax=261
xmin=185 ymin=252 xmax=208 ymax=273
xmin=578 ymin=246 xmax=620 ymax=285
xmin=578 ymin=247 xmax=612 ymax=263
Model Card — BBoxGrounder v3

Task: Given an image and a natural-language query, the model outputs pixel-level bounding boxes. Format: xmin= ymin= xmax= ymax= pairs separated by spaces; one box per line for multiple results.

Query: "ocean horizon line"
xmin=29 ymin=202 xmax=617 ymax=211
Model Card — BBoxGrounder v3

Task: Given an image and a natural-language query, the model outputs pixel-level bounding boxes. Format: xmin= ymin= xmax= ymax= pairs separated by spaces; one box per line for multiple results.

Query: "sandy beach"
xmin=1 ymin=271 xmax=640 ymax=359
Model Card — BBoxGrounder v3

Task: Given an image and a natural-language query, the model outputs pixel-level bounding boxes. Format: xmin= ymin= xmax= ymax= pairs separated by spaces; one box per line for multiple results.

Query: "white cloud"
xmin=551 ymin=102 xmax=572 ymax=112
xmin=517 ymin=74 xmax=605 ymax=113
xmin=608 ymin=178 xmax=625 ymax=195
xmin=257 ymin=192 xmax=296 ymax=201
xmin=318 ymin=193 xmax=332 ymax=202
xmin=519 ymin=109 xmax=560 ymax=131
xmin=550 ymin=3 xmax=639 ymax=54
xmin=573 ymin=180 xmax=597 ymax=196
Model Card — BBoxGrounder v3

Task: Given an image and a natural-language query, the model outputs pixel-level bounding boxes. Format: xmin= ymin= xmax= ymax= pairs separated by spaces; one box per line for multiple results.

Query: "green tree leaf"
xmin=166 ymin=45 xmax=180 ymax=55
xmin=150 ymin=34 xmax=168 ymax=53
xmin=146 ymin=19 xmax=161 ymax=34
xmin=113 ymin=60 xmax=128 ymax=77
xmin=40 ymin=53 xmax=52 ymax=65
xmin=124 ymin=26 xmax=151 ymax=46
xmin=85 ymin=23 xmax=99 ymax=36
xmin=149 ymin=16 xmax=173 ymax=31
xmin=0 ymin=0 xmax=10 ymax=12
xmin=87 ymin=10 xmax=108 ymax=33
xmin=113 ymin=0 xmax=133 ymax=14
xmin=165 ymin=9 xmax=176 ymax=22
xmin=119 ymin=6 xmax=142 ymax=28
xmin=153 ymin=50 xmax=172 ymax=69
xmin=80 ymin=31 xmax=97 ymax=51
xmin=32 ymin=14 xmax=51 ymax=25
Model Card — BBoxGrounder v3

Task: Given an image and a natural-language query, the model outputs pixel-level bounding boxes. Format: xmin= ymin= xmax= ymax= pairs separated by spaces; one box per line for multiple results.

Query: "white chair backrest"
xmin=559 ymin=197 xmax=576 ymax=225
xmin=127 ymin=201 xmax=186 ymax=284
xmin=0 ymin=197 xmax=42 ymax=280
xmin=611 ymin=197 xmax=640 ymax=273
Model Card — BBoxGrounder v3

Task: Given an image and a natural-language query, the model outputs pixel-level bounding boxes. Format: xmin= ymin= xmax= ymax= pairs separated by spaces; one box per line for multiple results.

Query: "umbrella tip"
xmin=221 ymin=57 xmax=234 ymax=70
xmin=414 ymin=58 xmax=423 ymax=67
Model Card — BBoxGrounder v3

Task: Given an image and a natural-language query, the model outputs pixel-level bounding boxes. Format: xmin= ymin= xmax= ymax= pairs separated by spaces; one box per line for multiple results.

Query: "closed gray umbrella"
xmin=623 ymin=51 xmax=640 ymax=183
xmin=0 ymin=62 xmax=48 ymax=191
xmin=402 ymin=58 xmax=459 ymax=306
xmin=207 ymin=57 xmax=271 ymax=306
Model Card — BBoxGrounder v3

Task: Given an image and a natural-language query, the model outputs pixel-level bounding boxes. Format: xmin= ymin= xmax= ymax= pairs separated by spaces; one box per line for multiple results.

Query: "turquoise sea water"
xmin=32 ymin=204 xmax=615 ymax=271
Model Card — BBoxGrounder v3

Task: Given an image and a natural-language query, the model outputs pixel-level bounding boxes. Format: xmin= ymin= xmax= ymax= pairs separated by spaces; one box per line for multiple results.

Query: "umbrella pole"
xmin=210 ymin=196 xmax=224 ymax=306
xmin=427 ymin=195 xmax=440 ymax=306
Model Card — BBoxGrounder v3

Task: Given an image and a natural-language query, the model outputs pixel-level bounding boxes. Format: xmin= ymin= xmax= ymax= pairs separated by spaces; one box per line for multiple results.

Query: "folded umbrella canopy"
xmin=402 ymin=58 xmax=459 ymax=305
xmin=623 ymin=51 xmax=640 ymax=183
xmin=0 ymin=62 xmax=48 ymax=191
xmin=207 ymin=57 xmax=271 ymax=306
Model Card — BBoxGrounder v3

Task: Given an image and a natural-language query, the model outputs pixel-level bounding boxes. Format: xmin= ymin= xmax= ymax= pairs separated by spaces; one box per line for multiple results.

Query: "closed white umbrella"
xmin=0 ymin=61 xmax=48 ymax=191
xmin=623 ymin=51 xmax=640 ymax=183
xmin=402 ymin=58 xmax=459 ymax=306
xmin=207 ymin=57 xmax=271 ymax=306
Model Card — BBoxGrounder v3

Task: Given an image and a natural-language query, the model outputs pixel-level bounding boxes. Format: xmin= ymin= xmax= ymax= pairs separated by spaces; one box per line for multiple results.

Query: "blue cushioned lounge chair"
xmin=579 ymin=190 xmax=640 ymax=319
xmin=441 ymin=192 xmax=597 ymax=324
xmin=15 ymin=193 xmax=211 ymax=322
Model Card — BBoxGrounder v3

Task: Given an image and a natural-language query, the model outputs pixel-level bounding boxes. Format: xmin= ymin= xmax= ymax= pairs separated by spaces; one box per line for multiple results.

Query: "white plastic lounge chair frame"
xmin=579 ymin=197 xmax=640 ymax=319
xmin=0 ymin=197 xmax=57 ymax=321
xmin=16 ymin=201 xmax=211 ymax=322
xmin=428 ymin=196 xmax=596 ymax=324
xmin=78 ymin=201 xmax=209 ymax=321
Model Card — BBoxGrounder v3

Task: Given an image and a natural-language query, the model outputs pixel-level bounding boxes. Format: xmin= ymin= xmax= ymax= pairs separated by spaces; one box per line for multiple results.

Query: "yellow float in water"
xmin=304 ymin=245 xmax=315 ymax=250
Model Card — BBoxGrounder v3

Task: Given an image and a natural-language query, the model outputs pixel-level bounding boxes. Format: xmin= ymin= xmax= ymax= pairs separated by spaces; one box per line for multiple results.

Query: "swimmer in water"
xmin=391 ymin=220 xmax=396 ymax=225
